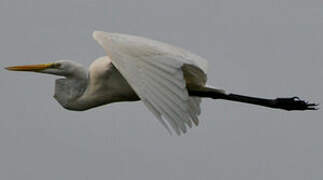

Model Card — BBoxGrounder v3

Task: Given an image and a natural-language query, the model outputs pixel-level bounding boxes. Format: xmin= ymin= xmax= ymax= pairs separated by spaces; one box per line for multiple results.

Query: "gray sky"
xmin=1 ymin=0 xmax=322 ymax=179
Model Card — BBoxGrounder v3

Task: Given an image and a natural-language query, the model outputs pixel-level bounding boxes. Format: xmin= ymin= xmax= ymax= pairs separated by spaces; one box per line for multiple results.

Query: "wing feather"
xmin=142 ymin=99 xmax=172 ymax=134
xmin=93 ymin=31 xmax=208 ymax=134
xmin=143 ymin=90 xmax=182 ymax=135
xmin=145 ymin=82 xmax=193 ymax=128
xmin=141 ymin=64 xmax=188 ymax=100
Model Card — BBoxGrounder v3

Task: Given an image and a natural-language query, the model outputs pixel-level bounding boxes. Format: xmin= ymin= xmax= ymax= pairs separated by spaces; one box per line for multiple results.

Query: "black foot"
xmin=274 ymin=97 xmax=319 ymax=111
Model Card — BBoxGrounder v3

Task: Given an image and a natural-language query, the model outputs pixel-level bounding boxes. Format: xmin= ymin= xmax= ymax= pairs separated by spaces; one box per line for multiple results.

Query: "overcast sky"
xmin=1 ymin=0 xmax=322 ymax=179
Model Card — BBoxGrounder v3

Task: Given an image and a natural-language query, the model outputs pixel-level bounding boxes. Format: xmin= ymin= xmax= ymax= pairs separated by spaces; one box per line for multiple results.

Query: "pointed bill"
xmin=5 ymin=63 xmax=56 ymax=71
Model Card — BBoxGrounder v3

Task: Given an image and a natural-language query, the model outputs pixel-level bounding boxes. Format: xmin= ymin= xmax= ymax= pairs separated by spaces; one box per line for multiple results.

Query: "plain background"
xmin=1 ymin=0 xmax=322 ymax=179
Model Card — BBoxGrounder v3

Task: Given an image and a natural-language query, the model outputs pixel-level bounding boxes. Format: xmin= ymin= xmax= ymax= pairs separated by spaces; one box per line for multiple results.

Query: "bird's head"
xmin=5 ymin=60 xmax=87 ymax=79
xmin=5 ymin=60 xmax=89 ymax=110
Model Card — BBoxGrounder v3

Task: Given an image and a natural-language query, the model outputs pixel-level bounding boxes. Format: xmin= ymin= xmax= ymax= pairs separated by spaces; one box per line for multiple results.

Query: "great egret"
xmin=5 ymin=31 xmax=318 ymax=135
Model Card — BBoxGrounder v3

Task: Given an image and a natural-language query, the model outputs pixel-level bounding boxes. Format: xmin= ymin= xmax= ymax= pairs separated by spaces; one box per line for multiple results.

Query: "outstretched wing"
xmin=93 ymin=31 xmax=208 ymax=135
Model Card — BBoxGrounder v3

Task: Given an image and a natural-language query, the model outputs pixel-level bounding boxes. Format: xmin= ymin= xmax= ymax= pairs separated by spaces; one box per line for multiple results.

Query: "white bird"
xmin=5 ymin=31 xmax=317 ymax=135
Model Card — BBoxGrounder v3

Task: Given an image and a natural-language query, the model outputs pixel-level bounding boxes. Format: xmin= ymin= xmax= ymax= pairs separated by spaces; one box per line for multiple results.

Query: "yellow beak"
xmin=5 ymin=63 xmax=55 ymax=71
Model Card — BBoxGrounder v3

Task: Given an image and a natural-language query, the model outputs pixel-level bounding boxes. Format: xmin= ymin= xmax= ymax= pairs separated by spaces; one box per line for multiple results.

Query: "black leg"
xmin=188 ymin=88 xmax=319 ymax=111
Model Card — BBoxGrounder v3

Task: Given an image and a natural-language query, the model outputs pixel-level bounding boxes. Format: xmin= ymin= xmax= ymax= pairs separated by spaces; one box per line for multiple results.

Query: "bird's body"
xmin=5 ymin=31 xmax=317 ymax=135
xmin=55 ymin=56 xmax=209 ymax=112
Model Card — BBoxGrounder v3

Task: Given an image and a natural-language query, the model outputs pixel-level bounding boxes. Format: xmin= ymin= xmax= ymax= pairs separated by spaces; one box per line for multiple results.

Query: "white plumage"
xmin=93 ymin=31 xmax=208 ymax=135
xmin=6 ymin=31 xmax=316 ymax=136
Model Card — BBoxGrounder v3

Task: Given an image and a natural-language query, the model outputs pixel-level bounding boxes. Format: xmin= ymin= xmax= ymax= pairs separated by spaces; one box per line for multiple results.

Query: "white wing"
xmin=93 ymin=31 xmax=208 ymax=135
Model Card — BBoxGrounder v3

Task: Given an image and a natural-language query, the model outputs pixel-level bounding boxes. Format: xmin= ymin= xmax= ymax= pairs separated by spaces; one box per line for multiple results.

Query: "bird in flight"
xmin=5 ymin=31 xmax=318 ymax=135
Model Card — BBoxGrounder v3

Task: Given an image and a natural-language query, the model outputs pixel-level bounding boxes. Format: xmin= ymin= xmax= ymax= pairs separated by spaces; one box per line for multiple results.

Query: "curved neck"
xmin=54 ymin=68 xmax=89 ymax=110
xmin=54 ymin=63 xmax=140 ymax=111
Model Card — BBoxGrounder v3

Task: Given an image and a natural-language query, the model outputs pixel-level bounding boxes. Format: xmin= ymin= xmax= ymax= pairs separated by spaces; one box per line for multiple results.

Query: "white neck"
xmin=54 ymin=64 xmax=139 ymax=111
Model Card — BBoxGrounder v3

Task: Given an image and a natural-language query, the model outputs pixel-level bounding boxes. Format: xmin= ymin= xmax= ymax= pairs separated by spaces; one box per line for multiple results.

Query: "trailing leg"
xmin=188 ymin=86 xmax=318 ymax=111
